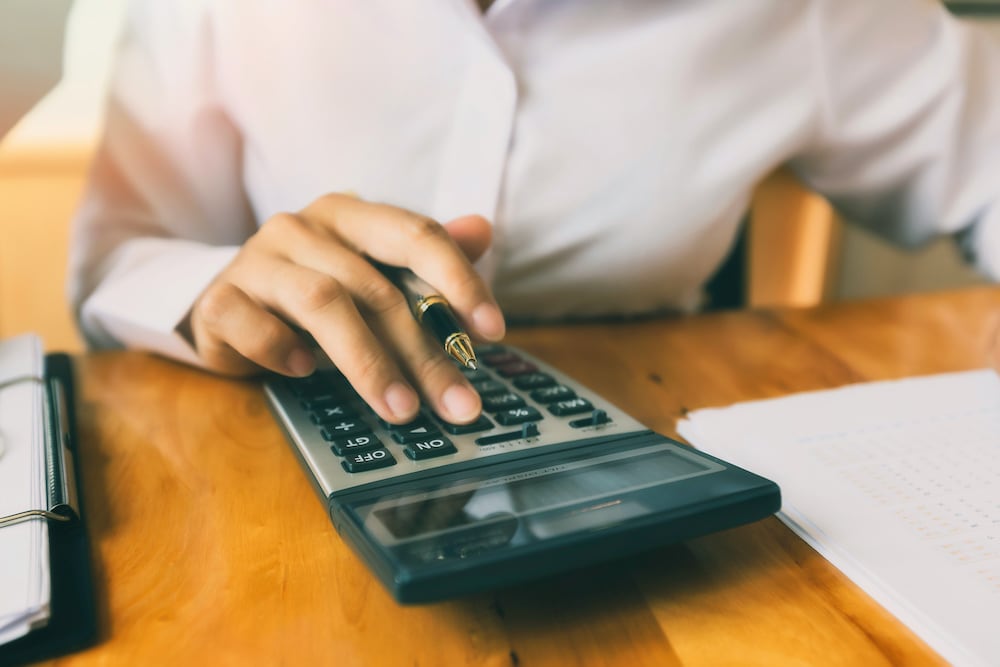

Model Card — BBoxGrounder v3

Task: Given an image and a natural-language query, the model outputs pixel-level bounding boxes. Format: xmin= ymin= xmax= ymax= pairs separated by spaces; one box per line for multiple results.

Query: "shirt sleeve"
xmin=67 ymin=0 xmax=254 ymax=364
xmin=790 ymin=0 xmax=1000 ymax=280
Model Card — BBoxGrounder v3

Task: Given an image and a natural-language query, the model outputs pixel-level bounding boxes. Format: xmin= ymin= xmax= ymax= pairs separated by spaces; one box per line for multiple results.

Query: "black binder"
xmin=0 ymin=353 xmax=97 ymax=667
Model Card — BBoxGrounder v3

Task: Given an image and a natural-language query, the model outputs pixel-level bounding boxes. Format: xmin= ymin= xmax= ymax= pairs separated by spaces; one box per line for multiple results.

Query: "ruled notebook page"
xmin=678 ymin=370 xmax=1000 ymax=667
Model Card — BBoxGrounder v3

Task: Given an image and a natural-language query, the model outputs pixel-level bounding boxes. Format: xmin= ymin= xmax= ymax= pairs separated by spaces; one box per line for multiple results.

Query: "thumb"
xmin=443 ymin=214 xmax=493 ymax=263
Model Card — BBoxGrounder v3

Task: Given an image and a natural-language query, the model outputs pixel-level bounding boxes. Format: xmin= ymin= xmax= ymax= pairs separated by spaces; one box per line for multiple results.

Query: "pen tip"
xmin=466 ymin=359 xmax=478 ymax=371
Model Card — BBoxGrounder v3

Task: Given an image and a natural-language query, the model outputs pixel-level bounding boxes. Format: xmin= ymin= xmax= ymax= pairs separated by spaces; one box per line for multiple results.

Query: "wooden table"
xmin=55 ymin=286 xmax=999 ymax=666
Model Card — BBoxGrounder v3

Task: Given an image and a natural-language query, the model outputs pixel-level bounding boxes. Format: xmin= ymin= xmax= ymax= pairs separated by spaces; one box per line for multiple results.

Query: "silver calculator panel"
xmin=264 ymin=346 xmax=648 ymax=495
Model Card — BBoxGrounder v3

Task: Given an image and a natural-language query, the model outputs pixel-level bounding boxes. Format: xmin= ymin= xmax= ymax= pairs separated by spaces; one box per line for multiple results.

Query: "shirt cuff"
xmin=80 ymin=238 xmax=239 ymax=366
xmin=958 ymin=205 xmax=1000 ymax=282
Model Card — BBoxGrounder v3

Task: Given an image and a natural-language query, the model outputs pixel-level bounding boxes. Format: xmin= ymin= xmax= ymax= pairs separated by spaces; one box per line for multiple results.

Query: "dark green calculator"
xmin=265 ymin=344 xmax=780 ymax=603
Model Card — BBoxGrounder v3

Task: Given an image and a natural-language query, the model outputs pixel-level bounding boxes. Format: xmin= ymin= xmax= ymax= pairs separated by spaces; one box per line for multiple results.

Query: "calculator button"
xmin=403 ymin=436 xmax=457 ymax=460
xmin=329 ymin=433 xmax=383 ymax=455
xmin=320 ymin=419 xmax=371 ymax=440
xmin=482 ymin=393 xmax=526 ymax=412
xmin=341 ymin=448 xmax=396 ymax=473
xmin=391 ymin=424 xmax=443 ymax=444
xmin=472 ymin=344 xmax=506 ymax=356
xmin=438 ymin=415 xmax=495 ymax=434
xmin=300 ymin=392 xmax=350 ymax=409
xmin=472 ymin=380 xmax=507 ymax=397
xmin=476 ymin=423 xmax=539 ymax=446
xmin=459 ymin=367 xmax=491 ymax=382
xmin=569 ymin=410 xmax=612 ymax=429
xmin=495 ymin=361 xmax=538 ymax=378
xmin=512 ymin=373 xmax=556 ymax=390
xmin=495 ymin=407 xmax=543 ymax=425
xmin=549 ymin=398 xmax=595 ymax=416
xmin=285 ymin=370 xmax=344 ymax=396
xmin=309 ymin=403 xmax=358 ymax=423
xmin=530 ymin=385 xmax=576 ymax=403
xmin=481 ymin=351 xmax=521 ymax=367
xmin=378 ymin=414 xmax=430 ymax=430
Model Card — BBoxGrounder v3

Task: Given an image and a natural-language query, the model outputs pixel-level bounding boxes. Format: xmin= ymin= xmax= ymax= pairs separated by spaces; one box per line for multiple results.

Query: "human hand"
xmin=186 ymin=194 xmax=505 ymax=424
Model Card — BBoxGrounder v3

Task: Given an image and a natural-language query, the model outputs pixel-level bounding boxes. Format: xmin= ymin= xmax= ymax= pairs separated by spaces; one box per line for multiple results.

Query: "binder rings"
xmin=0 ymin=350 xmax=97 ymax=667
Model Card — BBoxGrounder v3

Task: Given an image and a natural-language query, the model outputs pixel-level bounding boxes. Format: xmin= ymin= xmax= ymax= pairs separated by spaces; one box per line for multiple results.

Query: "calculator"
xmin=264 ymin=343 xmax=780 ymax=603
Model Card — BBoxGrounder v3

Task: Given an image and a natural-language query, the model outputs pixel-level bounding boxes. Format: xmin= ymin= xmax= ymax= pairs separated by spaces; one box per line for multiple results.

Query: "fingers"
xmin=234 ymin=257 xmax=425 ymax=423
xmin=188 ymin=198 xmax=499 ymax=425
xmin=191 ymin=280 xmax=316 ymax=378
xmin=261 ymin=228 xmax=483 ymax=424
xmin=443 ymin=214 xmax=493 ymax=264
xmin=304 ymin=195 xmax=506 ymax=342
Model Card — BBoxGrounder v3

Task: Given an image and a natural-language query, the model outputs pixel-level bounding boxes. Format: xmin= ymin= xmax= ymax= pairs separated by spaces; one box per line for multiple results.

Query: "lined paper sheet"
xmin=0 ymin=334 xmax=51 ymax=644
xmin=677 ymin=370 xmax=1000 ymax=667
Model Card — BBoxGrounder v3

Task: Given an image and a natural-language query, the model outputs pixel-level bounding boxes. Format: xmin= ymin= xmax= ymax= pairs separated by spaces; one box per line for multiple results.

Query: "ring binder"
xmin=0 ymin=376 xmax=79 ymax=530
xmin=0 ymin=374 xmax=43 ymax=392
xmin=0 ymin=346 xmax=97 ymax=666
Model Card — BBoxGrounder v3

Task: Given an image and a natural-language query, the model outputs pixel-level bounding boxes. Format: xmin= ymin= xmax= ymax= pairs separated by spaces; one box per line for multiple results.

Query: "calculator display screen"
xmin=349 ymin=443 xmax=725 ymax=561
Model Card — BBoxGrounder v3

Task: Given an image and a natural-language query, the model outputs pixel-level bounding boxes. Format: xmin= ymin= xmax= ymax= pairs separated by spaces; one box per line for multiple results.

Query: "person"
xmin=69 ymin=0 xmax=1000 ymax=427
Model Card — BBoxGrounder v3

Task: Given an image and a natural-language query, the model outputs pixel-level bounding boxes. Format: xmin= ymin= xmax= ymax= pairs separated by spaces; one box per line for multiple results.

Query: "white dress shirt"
xmin=69 ymin=0 xmax=1000 ymax=366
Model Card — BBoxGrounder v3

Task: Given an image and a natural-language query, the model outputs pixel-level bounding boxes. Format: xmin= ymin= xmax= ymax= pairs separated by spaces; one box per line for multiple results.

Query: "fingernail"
xmin=472 ymin=303 xmax=506 ymax=341
xmin=442 ymin=383 xmax=480 ymax=423
xmin=286 ymin=348 xmax=316 ymax=377
xmin=385 ymin=382 xmax=419 ymax=420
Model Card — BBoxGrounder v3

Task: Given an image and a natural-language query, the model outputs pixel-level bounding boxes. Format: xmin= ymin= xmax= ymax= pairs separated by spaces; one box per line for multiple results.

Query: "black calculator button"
xmin=391 ymin=424 xmax=443 ymax=444
xmin=495 ymin=406 xmax=543 ymax=425
xmin=320 ymin=419 xmax=371 ymax=440
xmin=403 ymin=436 xmax=457 ymax=460
xmin=472 ymin=344 xmax=506 ymax=356
xmin=460 ymin=367 xmax=491 ymax=382
xmin=438 ymin=415 xmax=495 ymax=434
xmin=530 ymin=385 xmax=576 ymax=403
xmin=476 ymin=422 xmax=539 ymax=446
xmin=472 ymin=380 xmax=507 ymax=397
xmin=549 ymin=398 xmax=595 ymax=416
xmin=309 ymin=403 xmax=358 ymax=423
xmin=481 ymin=351 xmax=521 ymax=367
xmin=285 ymin=370 xmax=343 ymax=396
xmin=329 ymin=433 xmax=383 ymax=455
xmin=378 ymin=415 xmax=430 ymax=430
xmin=512 ymin=373 xmax=556 ymax=390
xmin=482 ymin=392 xmax=526 ymax=412
xmin=300 ymin=392 xmax=348 ymax=409
xmin=569 ymin=410 xmax=612 ymax=428
xmin=495 ymin=361 xmax=538 ymax=378
xmin=341 ymin=448 xmax=396 ymax=473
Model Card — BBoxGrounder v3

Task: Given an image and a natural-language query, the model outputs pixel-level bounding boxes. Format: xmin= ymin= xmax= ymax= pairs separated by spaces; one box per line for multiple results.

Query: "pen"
xmin=376 ymin=263 xmax=478 ymax=370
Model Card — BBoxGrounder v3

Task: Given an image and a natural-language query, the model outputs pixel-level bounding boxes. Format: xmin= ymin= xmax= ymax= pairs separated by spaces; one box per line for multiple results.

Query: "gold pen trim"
xmin=414 ymin=294 xmax=447 ymax=320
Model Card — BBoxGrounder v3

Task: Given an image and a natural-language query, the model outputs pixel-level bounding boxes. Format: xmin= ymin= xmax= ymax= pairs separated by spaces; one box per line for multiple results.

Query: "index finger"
xmin=303 ymin=194 xmax=505 ymax=341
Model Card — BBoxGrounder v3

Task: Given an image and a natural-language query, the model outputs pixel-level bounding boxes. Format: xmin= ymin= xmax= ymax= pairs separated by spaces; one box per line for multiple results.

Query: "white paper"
xmin=0 ymin=334 xmax=51 ymax=643
xmin=678 ymin=370 xmax=1000 ymax=667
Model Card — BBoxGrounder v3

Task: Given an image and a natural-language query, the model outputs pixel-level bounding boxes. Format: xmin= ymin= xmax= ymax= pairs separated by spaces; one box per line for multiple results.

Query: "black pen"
xmin=376 ymin=263 xmax=478 ymax=370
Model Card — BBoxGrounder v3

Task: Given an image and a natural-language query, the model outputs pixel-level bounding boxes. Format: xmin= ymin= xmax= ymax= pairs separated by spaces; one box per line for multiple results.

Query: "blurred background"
xmin=0 ymin=1 xmax=996 ymax=352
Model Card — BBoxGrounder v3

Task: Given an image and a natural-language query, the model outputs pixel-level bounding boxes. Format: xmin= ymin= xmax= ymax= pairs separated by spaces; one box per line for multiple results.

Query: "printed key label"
xmin=353 ymin=450 xmax=388 ymax=462
xmin=405 ymin=437 xmax=457 ymax=460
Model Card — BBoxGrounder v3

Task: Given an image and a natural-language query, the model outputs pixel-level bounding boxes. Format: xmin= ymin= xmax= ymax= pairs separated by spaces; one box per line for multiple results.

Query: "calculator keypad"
xmin=267 ymin=344 xmax=643 ymax=494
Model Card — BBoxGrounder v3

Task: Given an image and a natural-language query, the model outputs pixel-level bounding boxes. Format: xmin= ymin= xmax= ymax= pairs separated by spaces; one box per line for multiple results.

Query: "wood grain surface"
xmin=48 ymin=285 xmax=999 ymax=666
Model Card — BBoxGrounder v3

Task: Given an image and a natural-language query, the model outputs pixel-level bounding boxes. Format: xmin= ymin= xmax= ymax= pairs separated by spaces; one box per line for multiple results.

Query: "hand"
xmin=186 ymin=194 xmax=505 ymax=424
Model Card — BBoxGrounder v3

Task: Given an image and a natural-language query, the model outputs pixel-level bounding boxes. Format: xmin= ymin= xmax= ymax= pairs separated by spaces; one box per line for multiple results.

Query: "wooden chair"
xmin=747 ymin=168 xmax=841 ymax=308
xmin=704 ymin=168 xmax=840 ymax=311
